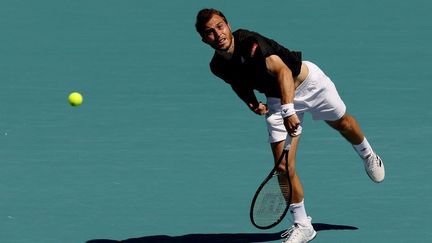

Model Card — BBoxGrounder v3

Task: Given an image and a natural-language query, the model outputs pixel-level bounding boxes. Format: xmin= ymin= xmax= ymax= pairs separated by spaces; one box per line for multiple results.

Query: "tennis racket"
xmin=250 ymin=149 xmax=292 ymax=230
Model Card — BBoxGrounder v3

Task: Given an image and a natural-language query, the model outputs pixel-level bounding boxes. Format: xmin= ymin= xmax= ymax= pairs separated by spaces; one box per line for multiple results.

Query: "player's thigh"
xmin=310 ymin=78 xmax=346 ymax=121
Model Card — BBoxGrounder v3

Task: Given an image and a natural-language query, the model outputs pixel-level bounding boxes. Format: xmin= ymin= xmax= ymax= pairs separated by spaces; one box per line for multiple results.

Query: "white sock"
xmin=353 ymin=137 xmax=373 ymax=159
xmin=289 ymin=199 xmax=309 ymax=226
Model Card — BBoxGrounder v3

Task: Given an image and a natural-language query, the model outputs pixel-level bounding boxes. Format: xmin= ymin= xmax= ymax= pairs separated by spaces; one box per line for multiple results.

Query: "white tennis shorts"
xmin=265 ymin=61 xmax=346 ymax=143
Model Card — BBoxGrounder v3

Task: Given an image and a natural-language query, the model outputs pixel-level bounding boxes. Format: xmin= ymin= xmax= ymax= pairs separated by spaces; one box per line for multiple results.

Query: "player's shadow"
xmin=87 ymin=223 xmax=358 ymax=243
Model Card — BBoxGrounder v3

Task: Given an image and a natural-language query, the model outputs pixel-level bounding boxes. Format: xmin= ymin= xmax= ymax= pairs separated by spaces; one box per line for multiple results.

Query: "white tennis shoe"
xmin=363 ymin=152 xmax=385 ymax=183
xmin=281 ymin=217 xmax=316 ymax=243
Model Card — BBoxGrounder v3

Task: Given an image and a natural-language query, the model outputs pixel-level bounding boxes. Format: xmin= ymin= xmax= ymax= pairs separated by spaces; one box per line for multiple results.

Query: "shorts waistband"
xmin=295 ymin=61 xmax=316 ymax=95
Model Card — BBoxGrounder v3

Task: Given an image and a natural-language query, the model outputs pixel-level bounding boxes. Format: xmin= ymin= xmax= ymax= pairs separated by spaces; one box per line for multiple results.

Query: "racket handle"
xmin=292 ymin=125 xmax=302 ymax=137
xmin=284 ymin=136 xmax=292 ymax=150
xmin=284 ymin=125 xmax=302 ymax=150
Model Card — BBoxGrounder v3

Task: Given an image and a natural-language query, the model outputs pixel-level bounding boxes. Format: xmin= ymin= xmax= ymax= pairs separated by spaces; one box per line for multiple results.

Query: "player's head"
xmin=195 ymin=8 xmax=233 ymax=52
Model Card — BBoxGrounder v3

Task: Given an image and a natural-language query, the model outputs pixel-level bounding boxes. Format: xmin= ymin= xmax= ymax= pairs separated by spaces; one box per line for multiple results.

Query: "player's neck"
xmin=217 ymin=38 xmax=235 ymax=60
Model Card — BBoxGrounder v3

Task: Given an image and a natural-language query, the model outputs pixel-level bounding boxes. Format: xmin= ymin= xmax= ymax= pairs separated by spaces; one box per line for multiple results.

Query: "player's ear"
xmin=201 ymin=37 xmax=208 ymax=44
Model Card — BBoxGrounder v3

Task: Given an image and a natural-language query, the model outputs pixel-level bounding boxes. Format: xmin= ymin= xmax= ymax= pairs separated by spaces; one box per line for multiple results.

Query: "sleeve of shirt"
xmin=238 ymin=33 xmax=276 ymax=60
xmin=230 ymin=84 xmax=259 ymax=109
xmin=238 ymin=30 xmax=303 ymax=77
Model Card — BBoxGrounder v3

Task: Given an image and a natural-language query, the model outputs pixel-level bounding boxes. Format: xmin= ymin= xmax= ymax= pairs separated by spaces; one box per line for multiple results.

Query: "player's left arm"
xmin=265 ymin=55 xmax=301 ymax=136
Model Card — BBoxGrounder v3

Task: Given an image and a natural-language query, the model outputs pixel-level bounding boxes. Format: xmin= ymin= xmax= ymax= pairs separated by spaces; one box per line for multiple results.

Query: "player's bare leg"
xmin=325 ymin=113 xmax=364 ymax=144
xmin=326 ymin=113 xmax=385 ymax=182
xmin=270 ymin=136 xmax=303 ymax=203
xmin=271 ymin=137 xmax=316 ymax=243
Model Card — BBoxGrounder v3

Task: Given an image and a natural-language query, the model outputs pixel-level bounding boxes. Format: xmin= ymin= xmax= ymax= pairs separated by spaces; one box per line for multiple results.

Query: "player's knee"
xmin=330 ymin=115 xmax=353 ymax=133
xmin=277 ymin=161 xmax=296 ymax=178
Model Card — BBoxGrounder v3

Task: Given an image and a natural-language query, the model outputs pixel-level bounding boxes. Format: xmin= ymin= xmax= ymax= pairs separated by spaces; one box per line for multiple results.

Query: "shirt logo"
xmin=250 ymin=42 xmax=258 ymax=57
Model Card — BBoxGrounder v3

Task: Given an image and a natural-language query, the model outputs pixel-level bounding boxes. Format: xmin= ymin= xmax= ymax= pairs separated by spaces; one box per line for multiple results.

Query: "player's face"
xmin=202 ymin=14 xmax=233 ymax=52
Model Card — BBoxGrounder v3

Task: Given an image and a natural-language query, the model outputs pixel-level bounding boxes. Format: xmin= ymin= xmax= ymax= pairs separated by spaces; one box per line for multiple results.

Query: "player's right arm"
xmin=265 ymin=54 xmax=301 ymax=136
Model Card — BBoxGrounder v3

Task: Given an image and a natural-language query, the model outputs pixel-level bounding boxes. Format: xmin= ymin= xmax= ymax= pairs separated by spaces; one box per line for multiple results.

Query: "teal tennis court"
xmin=1 ymin=0 xmax=431 ymax=242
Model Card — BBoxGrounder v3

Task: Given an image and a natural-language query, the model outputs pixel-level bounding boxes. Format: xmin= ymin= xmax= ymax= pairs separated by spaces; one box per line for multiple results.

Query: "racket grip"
xmin=284 ymin=136 xmax=292 ymax=150
xmin=284 ymin=125 xmax=302 ymax=150
xmin=292 ymin=125 xmax=302 ymax=137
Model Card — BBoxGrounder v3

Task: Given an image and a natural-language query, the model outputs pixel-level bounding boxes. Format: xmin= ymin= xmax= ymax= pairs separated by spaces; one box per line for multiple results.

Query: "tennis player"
xmin=195 ymin=8 xmax=385 ymax=243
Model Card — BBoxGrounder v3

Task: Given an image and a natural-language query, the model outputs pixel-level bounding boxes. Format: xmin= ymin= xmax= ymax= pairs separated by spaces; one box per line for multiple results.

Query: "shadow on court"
xmin=87 ymin=223 xmax=358 ymax=243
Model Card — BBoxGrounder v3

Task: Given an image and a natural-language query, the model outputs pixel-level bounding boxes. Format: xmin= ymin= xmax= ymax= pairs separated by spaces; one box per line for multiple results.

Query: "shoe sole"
xmin=281 ymin=230 xmax=317 ymax=243
xmin=307 ymin=230 xmax=317 ymax=242
xmin=365 ymin=166 xmax=385 ymax=183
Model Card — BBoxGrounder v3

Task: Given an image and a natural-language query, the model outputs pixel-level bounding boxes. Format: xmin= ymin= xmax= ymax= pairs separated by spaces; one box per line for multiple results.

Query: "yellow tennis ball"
xmin=68 ymin=92 xmax=83 ymax=106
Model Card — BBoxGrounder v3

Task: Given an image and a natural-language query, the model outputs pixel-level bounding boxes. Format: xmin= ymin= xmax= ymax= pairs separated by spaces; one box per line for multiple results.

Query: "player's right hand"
xmin=283 ymin=114 xmax=302 ymax=137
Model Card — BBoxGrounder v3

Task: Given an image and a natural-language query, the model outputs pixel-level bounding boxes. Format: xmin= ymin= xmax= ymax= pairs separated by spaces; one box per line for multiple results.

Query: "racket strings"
xmin=252 ymin=173 xmax=291 ymax=226
xmin=250 ymin=149 xmax=292 ymax=229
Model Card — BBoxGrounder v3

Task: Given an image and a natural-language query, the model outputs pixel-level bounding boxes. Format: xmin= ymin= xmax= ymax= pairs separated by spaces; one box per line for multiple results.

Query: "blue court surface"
xmin=1 ymin=0 xmax=431 ymax=242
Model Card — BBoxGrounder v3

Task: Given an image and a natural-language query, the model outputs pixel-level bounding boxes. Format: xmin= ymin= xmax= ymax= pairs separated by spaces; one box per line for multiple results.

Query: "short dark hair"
xmin=195 ymin=8 xmax=228 ymax=37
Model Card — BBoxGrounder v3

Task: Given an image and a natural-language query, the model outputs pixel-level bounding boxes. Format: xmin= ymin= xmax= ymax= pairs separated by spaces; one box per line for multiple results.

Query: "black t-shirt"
xmin=210 ymin=29 xmax=302 ymax=108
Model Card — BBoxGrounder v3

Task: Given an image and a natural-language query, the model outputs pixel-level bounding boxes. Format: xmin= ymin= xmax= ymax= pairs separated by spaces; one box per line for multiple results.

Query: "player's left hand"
xmin=249 ymin=102 xmax=268 ymax=115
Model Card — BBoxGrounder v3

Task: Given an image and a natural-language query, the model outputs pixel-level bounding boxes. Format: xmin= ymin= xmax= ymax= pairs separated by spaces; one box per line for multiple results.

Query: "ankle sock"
xmin=289 ymin=199 xmax=309 ymax=226
xmin=353 ymin=137 xmax=373 ymax=159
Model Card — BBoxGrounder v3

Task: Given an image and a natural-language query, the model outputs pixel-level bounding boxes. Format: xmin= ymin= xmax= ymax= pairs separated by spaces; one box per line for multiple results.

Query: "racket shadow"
xmin=87 ymin=224 xmax=357 ymax=243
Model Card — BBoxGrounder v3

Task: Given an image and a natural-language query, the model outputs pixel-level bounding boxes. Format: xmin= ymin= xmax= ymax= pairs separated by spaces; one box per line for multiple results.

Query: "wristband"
xmin=280 ymin=103 xmax=295 ymax=118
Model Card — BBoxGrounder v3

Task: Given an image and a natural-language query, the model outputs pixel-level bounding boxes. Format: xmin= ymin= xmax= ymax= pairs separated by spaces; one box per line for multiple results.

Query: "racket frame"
xmin=250 ymin=149 xmax=292 ymax=230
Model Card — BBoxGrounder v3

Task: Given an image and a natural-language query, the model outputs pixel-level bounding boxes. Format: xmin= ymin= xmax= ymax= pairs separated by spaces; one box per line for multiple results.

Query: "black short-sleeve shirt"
xmin=210 ymin=29 xmax=302 ymax=108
